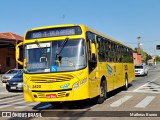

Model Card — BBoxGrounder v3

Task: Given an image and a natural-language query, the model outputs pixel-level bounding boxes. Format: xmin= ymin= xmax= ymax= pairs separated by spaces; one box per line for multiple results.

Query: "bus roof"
xmin=31 ymin=24 xmax=78 ymax=30
xmin=29 ymin=24 xmax=132 ymax=49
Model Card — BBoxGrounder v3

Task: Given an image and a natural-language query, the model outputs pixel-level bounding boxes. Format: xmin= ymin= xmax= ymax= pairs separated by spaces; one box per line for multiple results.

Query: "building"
xmin=148 ymin=56 xmax=156 ymax=65
xmin=0 ymin=32 xmax=23 ymax=73
xmin=133 ymin=51 xmax=142 ymax=65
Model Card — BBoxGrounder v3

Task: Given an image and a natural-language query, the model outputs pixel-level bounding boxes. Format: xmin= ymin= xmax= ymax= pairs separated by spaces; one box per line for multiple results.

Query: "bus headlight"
xmin=80 ymin=78 xmax=87 ymax=85
xmin=23 ymin=83 xmax=27 ymax=87
xmin=73 ymin=82 xmax=79 ymax=90
xmin=73 ymin=78 xmax=87 ymax=90
xmin=27 ymin=86 xmax=31 ymax=91
xmin=23 ymin=83 xmax=31 ymax=91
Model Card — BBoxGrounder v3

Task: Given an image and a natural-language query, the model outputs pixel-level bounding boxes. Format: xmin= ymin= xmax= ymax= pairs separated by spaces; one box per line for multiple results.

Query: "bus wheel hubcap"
xmin=100 ymin=86 xmax=104 ymax=97
xmin=125 ymin=79 xmax=128 ymax=87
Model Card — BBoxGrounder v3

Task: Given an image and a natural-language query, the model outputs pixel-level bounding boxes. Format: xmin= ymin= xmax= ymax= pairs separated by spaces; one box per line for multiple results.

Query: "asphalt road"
xmin=0 ymin=65 xmax=160 ymax=120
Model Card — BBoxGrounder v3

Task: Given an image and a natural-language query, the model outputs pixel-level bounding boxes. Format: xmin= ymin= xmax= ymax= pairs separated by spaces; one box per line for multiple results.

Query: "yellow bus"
xmin=16 ymin=24 xmax=135 ymax=104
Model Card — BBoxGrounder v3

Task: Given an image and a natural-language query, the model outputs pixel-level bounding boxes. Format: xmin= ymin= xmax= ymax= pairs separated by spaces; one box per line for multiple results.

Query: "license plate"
xmin=10 ymin=86 xmax=16 ymax=89
xmin=46 ymin=94 xmax=57 ymax=98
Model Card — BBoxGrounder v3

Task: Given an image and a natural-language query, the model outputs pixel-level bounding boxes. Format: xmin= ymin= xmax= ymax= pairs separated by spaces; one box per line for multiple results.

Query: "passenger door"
xmin=87 ymin=32 xmax=99 ymax=98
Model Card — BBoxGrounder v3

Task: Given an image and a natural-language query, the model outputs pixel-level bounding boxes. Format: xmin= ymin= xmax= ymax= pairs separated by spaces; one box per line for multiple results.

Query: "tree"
xmin=156 ymin=56 xmax=160 ymax=62
xmin=134 ymin=47 xmax=152 ymax=64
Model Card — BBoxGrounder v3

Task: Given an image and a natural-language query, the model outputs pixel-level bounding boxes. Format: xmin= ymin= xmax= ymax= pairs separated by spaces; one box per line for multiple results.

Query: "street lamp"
xmin=137 ymin=36 xmax=142 ymax=54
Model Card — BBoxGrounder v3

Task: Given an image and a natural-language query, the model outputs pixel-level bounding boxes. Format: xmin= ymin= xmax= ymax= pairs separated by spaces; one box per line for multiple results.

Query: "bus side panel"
xmin=114 ymin=62 xmax=125 ymax=89
xmin=106 ymin=62 xmax=115 ymax=92
xmin=113 ymin=63 xmax=135 ymax=90
xmin=127 ymin=63 xmax=135 ymax=83
xmin=88 ymin=66 xmax=100 ymax=98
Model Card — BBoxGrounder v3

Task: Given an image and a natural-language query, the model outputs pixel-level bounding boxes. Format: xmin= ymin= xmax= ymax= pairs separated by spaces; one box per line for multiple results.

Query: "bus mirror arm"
xmin=16 ymin=42 xmax=23 ymax=66
xmin=89 ymin=39 xmax=96 ymax=58
xmin=88 ymin=41 xmax=97 ymax=72
xmin=90 ymin=43 xmax=96 ymax=54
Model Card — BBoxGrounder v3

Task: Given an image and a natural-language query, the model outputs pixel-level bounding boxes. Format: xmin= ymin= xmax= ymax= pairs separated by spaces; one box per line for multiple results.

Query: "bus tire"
xmin=97 ymin=80 xmax=107 ymax=104
xmin=123 ymin=75 xmax=128 ymax=91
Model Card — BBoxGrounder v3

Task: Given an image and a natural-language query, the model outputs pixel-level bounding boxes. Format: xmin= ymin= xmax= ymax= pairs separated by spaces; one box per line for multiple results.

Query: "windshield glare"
xmin=25 ymin=39 xmax=86 ymax=73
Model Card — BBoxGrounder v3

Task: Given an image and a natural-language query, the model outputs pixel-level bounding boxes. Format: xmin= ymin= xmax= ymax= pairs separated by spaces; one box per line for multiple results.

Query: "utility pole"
xmin=137 ymin=36 xmax=141 ymax=54
xmin=154 ymin=47 xmax=157 ymax=65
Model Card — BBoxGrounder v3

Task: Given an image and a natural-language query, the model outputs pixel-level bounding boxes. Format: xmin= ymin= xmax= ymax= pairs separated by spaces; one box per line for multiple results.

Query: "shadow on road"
xmin=32 ymin=84 xmax=133 ymax=111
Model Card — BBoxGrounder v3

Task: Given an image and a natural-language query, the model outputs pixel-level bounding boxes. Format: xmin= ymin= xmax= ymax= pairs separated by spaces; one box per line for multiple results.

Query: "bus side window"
xmin=97 ymin=36 xmax=106 ymax=62
xmin=86 ymin=32 xmax=97 ymax=73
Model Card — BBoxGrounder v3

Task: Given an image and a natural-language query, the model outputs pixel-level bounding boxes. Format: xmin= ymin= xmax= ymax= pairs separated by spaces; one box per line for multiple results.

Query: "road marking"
xmin=0 ymin=91 xmax=23 ymax=95
xmin=15 ymin=102 xmax=38 ymax=108
xmin=123 ymin=90 xmax=160 ymax=94
xmin=133 ymin=77 xmax=160 ymax=92
xmin=132 ymin=81 xmax=160 ymax=93
xmin=0 ymin=98 xmax=23 ymax=104
xmin=110 ymin=95 xmax=133 ymax=107
xmin=0 ymin=83 xmax=6 ymax=87
xmin=0 ymin=95 xmax=23 ymax=102
xmin=0 ymin=91 xmax=9 ymax=94
xmin=135 ymin=96 xmax=155 ymax=108
xmin=0 ymin=101 xmax=25 ymax=109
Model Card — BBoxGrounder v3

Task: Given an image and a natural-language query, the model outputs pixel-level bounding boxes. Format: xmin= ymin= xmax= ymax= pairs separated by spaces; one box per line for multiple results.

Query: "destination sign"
xmin=26 ymin=26 xmax=82 ymax=39
xmin=26 ymin=42 xmax=51 ymax=49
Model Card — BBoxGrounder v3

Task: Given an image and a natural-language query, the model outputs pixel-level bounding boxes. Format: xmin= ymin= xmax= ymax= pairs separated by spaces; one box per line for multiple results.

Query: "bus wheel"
xmin=97 ymin=80 xmax=107 ymax=104
xmin=123 ymin=75 xmax=128 ymax=91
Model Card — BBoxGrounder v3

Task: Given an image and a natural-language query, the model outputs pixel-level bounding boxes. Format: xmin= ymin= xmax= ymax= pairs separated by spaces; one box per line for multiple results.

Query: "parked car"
xmin=1 ymin=69 xmax=23 ymax=83
xmin=135 ymin=65 xmax=148 ymax=76
xmin=6 ymin=72 xmax=23 ymax=92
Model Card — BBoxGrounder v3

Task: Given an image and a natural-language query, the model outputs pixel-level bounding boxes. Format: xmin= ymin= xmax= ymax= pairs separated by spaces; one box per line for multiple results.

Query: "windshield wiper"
xmin=56 ymin=37 xmax=69 ymax=56
xmin=35 ymin=40 xmax=46 ymax=56
xmin=35 ymin=40 xmax=49 ymax=63
xmin=55 ymin=38 xmax=69 ymax=66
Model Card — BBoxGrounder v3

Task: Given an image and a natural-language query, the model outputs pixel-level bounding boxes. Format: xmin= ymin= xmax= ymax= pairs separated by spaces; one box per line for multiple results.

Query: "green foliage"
xmin=134 ymin=47 xmax=152 ymax=63
xmin=156 ymin=56 xmax=160 ymax=62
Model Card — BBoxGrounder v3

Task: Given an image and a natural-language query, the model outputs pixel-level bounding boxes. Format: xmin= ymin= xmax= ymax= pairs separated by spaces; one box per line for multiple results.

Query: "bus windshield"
xmin=25 ymin=39 xmax=86 ymax=73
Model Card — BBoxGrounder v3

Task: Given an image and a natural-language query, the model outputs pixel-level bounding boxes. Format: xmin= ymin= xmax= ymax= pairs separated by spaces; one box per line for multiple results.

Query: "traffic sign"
xmin=156 ymin=45 xmax=160 ymax=50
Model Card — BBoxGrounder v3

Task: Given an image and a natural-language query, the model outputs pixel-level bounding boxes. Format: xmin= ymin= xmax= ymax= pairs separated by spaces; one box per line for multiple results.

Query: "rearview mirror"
xmin=89 ymin=40 xmax=96 ymax=61
xmin=24 ymin=59 xmax=27 ymax=67
xmin=91 ymin=43 xmax=96 ymax=54
xmin=16 ymin=42 xmax=23 ymax=65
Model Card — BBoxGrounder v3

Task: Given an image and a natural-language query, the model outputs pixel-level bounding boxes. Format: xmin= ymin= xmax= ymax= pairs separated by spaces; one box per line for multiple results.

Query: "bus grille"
xmin=30 ymin=74 xmax=74 ymax=83
xmin=36 ymin=92 xmax=69 ymax=98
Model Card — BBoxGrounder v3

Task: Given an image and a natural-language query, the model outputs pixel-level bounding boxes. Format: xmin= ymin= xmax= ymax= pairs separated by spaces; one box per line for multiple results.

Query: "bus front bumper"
xmin=23 ymin=80 xmax=89 ymax=102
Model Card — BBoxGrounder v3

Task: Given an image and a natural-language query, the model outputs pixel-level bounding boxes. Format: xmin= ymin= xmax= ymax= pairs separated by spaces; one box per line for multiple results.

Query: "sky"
xmin=1 ymin=0 xmax=160 ymax=55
